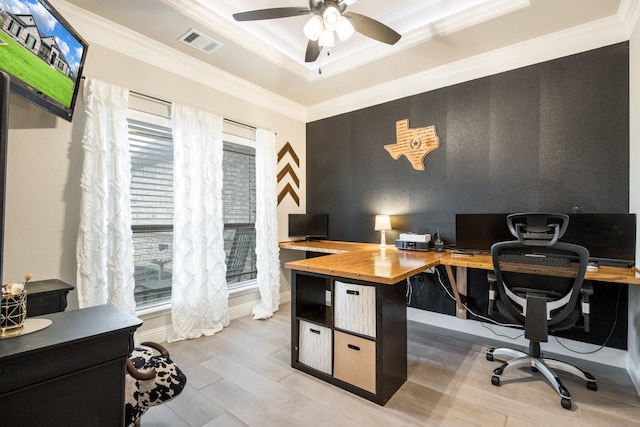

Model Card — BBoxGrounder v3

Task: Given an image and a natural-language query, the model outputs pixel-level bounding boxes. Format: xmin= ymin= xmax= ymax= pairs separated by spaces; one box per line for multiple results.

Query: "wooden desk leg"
xmin=444 ymin=265 xmax=467 ymax=319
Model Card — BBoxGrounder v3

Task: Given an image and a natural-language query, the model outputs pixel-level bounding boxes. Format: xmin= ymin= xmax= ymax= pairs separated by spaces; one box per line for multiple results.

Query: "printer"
xmin=395 ymin=233 xmax=431 ymax=251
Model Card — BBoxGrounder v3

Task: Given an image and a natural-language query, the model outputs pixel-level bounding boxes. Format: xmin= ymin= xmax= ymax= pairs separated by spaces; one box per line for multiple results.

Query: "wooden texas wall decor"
xmin=277 ymin=142 xmax=300 ymax=206
xmin=384 ymin=119 xmax=440 ymax=171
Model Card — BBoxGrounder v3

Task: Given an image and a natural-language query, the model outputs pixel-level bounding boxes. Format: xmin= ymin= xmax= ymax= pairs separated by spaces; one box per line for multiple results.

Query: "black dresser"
xmin=0 ymin=304 xmax=142 ymax=426
xmin=25 ymin=279 xmax=75 ymax=316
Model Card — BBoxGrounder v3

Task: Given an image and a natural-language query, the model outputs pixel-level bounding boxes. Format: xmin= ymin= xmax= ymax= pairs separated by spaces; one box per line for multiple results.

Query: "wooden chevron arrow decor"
xmin=278 ymin=183 xmax=300 ymax=206
xmin=277 ymin=142 xmax=299 ymax=166
xmin=277 ymin=142 xmax=300 ymax=206
xmin=277 ymin=163 xmax=299 ymax=187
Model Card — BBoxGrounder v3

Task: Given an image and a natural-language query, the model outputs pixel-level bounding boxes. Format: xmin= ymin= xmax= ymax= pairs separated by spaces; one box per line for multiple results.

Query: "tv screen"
xmin=0 ymin=0 xmax=88 ymax=121
xmin=289 ymin=214 xmax=328 ymax=239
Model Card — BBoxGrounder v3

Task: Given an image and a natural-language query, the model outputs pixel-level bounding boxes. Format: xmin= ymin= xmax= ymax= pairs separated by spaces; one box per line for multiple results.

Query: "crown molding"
xmin=165 ymin=0 xmax=316 ymax=80
xmin=51 ymin=0 xmax=307 ymax=122
xmin=50 ymin=0 xmax=638 ymax=125
xmin=313 ymin=0 xmax=530 ymax=80
xmin=306 ymin=7 xmax=633 ymax=122
xmin=620 ymin=0 xmax=640 ymax=37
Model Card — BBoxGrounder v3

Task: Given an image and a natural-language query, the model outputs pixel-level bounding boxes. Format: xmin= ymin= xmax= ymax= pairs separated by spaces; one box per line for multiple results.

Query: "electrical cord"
xmin=552 ymin=283 xmax=622 ymax=354
xmin=430 ymin=267 xmax=524 ymax=332
xmin=426 ymin=267 xmax=621 ymax=353
xmin=408 ymin=264 xmax=621 ymax=353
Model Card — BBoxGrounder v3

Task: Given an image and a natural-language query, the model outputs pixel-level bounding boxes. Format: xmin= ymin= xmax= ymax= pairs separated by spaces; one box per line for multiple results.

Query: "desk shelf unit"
xmin=291 ymin=270 xmax=407 ymax=405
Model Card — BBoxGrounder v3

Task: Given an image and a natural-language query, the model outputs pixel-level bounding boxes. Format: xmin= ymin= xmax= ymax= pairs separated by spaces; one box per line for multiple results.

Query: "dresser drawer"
xmin=333 ymin=331 xmax=376 ymax=393
xmin=298 ymin=320 xmax=332 ymax=375
xmin=334 ymin=281 xmax=376 ymax=338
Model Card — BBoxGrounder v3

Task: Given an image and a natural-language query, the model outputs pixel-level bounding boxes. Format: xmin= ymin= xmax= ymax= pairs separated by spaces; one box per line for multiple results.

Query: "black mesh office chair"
xmin=485 ymin=213 xmax=597 ymax=410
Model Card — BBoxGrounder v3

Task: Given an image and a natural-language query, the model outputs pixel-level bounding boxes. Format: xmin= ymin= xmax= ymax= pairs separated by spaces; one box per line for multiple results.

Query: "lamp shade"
xmin=318 ymin=28 xmax=334 ymax=47
xmin=335 ymin=16 xmax=355 ymax=41
xmin=303 ymin=15 xmax=323 ymax=41
xmin=374 ymin=215 xmax=392 ymax=231
xmin=322 ymin=5 xmax=342 ymax=31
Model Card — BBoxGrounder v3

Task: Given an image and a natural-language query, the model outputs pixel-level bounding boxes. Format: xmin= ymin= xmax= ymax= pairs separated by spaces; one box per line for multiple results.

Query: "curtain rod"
xmin=82 ymin=77 xmax=262 ymax=132
xmin=130 ymin=90 xmax=171 ymax=106
xmin=129 ymin=90 xmax=258 ymax=131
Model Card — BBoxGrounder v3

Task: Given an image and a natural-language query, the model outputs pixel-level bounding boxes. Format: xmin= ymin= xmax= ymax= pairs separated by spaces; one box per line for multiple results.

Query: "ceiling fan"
xmin=233 ymin=0 xmax=401 ymax=63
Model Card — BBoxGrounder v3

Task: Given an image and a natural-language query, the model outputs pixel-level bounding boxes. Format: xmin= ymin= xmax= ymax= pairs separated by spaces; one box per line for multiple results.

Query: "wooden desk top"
xmin=279 ymin=240 xmax=378 ymax=254
xmin=285 ymin=246 xmax=444 ymax=284
xmin=437 ymin=252 xmax=640 ymax=285
xmin=281 ymin=240 xmax=640 ymax=286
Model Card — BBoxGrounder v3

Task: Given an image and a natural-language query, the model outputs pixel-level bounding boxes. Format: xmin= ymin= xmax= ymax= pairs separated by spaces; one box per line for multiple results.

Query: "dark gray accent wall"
xmin=306 ymin=42 xmax=630 ymax=349
xmin=307 ymin=42 xmax=629 ymax=246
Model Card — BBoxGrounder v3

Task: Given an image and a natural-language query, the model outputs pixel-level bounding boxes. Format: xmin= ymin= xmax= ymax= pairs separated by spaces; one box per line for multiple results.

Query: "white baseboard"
xmin=136 ymin=290 xmax=292 ymax=344
xmin=408 ymin=307 xmax=629 ymax=369
xmin=627 ymin=353 xmax=640 ymax=395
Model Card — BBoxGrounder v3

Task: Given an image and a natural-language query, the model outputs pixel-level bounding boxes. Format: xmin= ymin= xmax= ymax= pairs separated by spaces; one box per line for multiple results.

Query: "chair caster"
xmin=491 ymin=375 xmax=500 ymax=386
xmin=486 ymin=351 xmax=494 ymax=362
xmin=587 ymin=381 xmax=597 ymax=391
xmin=561 ymin=397 xmax=571 ymax=410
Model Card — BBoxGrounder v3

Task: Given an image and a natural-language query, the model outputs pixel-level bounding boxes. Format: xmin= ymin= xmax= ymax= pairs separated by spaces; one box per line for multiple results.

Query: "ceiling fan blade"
xmin=305 ymin=39 xmax=322 ymax=62
xmin=343 ymin=12 xmax=401 ymax=45
xmin=233 ymin=7 xmax=312 ymax=22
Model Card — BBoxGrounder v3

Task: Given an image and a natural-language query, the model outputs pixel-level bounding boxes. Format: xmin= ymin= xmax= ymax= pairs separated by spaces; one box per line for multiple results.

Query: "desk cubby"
xmin=291 ymin=270 xmax=407 ymax=405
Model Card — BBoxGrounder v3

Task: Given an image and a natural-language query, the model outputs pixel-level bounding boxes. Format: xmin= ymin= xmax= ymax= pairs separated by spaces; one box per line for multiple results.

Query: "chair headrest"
xmin=506 ymin=213 xmax=569 ymax=247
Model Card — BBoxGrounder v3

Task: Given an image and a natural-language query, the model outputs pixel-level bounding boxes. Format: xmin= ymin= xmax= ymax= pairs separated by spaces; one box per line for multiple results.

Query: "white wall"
xmin=4 ymin=7 xmax=306 ymax=336
xmin=628 ymin=12 xmax=640 ymax=393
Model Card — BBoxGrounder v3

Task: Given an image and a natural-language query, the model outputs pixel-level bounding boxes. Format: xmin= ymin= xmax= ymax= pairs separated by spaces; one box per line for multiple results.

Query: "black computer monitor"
xmin=455 ymin=213 xmax=513 ymax=253
xmin=455 ymin=212 xmax=636 ymax=266
xmin=288 ymin=213 xmax=329 ymax=240
xmin=562 ymin=214 xmax=636 ymax=267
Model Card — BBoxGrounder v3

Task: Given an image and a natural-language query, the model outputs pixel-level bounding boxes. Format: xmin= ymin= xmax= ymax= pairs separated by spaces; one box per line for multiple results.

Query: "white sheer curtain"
xmin=169 ymin=103 xmax=228 ymax=342
xmin=252 ymin=128 xmax=281 ymax=319
xmin=76 ymin=78 xmax=136 ymax=314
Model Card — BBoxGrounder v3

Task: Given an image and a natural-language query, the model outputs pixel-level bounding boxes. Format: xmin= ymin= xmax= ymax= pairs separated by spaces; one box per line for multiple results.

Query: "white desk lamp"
xmin=374 ymin=215 xmax=392 ymax=247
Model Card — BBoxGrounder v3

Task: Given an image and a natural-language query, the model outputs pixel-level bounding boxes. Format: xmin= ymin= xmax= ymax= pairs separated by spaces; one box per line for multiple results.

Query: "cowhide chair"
xmin=125 ymin=341 xmax=187 ymax=426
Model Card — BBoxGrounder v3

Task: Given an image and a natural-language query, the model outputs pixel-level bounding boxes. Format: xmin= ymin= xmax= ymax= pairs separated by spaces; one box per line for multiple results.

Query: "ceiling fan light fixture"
xmin=318 ymin=28 xmax=334 ymax=47
xmin=322 ymin=6 xmax=341 ymax=31
xmin=335 ymin=16 xmax=354 ymax=41
xmin=303 ymin=15 xmax=323 ymax=41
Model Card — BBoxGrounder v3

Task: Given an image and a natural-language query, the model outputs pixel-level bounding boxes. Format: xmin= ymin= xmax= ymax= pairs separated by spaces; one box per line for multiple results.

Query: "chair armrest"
xmin=127 ymin=357 xmax=157 ymax=380
xmin=581 ymin=281 xmax=594 ymax=333
xmin=487 ymin=272 xmax=497 ymax=315
xmin=140 ymin=341 xmax=170 ymax=358
xmin=127 ymin=341 xmax=170 ymax=380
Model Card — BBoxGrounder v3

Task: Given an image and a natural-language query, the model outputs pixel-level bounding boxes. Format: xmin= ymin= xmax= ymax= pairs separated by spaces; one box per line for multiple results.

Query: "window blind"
xmin=129 ymin=117 xmax=174 ymax=308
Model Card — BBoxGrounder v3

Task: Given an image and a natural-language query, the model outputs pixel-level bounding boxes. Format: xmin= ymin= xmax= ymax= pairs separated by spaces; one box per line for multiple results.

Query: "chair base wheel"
xmin=587 ymin=381 xmax=597 ymax=391
xmin=561 ymin=398 xmax=571 ymax=410
xmin=491 ymin=375 xmax=500 ymax=386
xmin=486 ymin=352 xmax=494 ymax=361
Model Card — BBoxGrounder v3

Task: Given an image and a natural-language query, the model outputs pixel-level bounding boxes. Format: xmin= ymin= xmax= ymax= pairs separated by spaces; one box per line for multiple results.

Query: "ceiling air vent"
xmin=178 ymin=28 xmax=223 ymax=54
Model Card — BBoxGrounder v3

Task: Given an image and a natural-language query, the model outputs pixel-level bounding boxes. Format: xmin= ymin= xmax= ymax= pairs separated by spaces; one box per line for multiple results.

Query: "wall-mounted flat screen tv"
xmin=289 ymin=213 xmax=328 ymax=240
xmin=0 ymin=0 xmax=88 ymax=121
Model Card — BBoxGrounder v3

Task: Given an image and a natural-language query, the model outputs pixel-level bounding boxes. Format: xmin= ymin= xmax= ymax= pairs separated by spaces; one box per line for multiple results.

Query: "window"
xmin=9 ymin=22 xmax=20 ymax=36
xmin=128 ymin=105 xmax=258 ymax=310
xmin=26 ymin=35 xmax=36 ymax=50
xmin=222 ymin=141 xmax=257 ymax=289
xmin=129 ymin=111 xmax=174 ymax=309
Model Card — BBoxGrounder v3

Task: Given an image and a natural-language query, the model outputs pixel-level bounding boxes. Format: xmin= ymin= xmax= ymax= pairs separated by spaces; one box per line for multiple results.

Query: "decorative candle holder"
xmin=1 ymin=289 xmax=28 ymax=334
